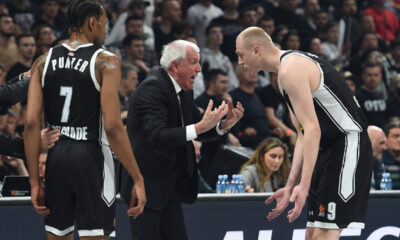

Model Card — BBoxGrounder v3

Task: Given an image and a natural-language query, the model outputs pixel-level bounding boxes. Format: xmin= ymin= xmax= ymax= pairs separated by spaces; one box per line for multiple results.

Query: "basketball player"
xmin=236 ymin=27 xmax=373 ymax=240
xmin=24 ymin=0 xmax=146 ymax=239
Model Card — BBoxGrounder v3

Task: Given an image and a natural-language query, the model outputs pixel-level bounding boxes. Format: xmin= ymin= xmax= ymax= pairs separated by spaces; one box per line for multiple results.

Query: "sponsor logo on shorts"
xmin=318 ymin=204 xmax=326 ymax=217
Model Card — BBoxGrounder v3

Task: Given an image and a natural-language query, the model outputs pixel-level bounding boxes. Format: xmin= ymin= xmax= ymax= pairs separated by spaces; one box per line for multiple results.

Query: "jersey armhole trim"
xmin=90 ymin=49 xmax=104 ymax=92
xmin=41 ymin=48 xmax=54 ymax=88
xmin=279 ymin=51 xmax=325 ymax=94
xmin=62 ymin=43 xmax=94 ymax=51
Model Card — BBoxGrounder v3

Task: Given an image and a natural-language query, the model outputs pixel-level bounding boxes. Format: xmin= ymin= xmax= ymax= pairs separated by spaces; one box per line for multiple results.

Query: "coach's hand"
xmin=287 ymin=185 xmax=308 ymax=223
xmin=40 ymin=128 xmax=60 ymax=153
xmin=220 ymin=99 xmax=244 ymax=131
xmin=195 ymin=99 xmax=228 ymax=135
xmin=30 ymin=182 xmax=50 ymax=216
xmin=127 ymin=179 xmax=146 ymax=219
xmin=265 ymin=186 xmax=292 ymax=221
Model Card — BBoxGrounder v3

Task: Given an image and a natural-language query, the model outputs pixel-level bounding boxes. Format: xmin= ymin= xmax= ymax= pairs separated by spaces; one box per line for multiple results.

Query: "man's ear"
xmin=253 ymin=45 xmax=261 ymax=58
xmin=170 ymin=61 xmax=178 ymax=73
xmin=88 ymin=17 xmax=96 ymax=32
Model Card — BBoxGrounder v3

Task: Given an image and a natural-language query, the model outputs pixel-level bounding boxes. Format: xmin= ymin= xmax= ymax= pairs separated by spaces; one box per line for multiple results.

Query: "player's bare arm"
xmin=24 ymin=53 xmax=50 ymax=216
xmin=279 ymin=55 xmax=321 ymax=222
xmin=266 ymin=99 xmax=305 ymax=221
xmin=96 ymin=50 xmax=146 ymax=218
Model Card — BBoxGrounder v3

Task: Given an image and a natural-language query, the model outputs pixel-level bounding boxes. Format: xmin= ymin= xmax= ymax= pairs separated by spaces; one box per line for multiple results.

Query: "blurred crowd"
xmin=1 ymin=0 xmax=400 ymax=192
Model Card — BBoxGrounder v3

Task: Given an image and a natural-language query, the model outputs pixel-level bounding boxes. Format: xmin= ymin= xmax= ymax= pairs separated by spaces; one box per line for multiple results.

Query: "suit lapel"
xmin=160 ymin=68 xmax=184 ymax=126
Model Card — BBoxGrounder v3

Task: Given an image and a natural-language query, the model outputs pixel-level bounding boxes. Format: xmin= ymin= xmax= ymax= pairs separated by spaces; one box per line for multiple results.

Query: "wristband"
xmin=285 ymin=129 xmax=293 ymax=137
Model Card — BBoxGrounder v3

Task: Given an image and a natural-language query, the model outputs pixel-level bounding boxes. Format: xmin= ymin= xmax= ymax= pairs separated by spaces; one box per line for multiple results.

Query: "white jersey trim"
xmin=307 ymin=221 xmax=365 ymax=230
xmin=89 ymin=48 xmax=104 ymax=92
xmin=307 ymin=221 xmax=339 ymax=229
xmin=278 ymin=51 xmax=325 ymax=93
xmin=62 ymin=43 xmax=94 ymax=51
xmin=101 ymin=145 xmax=115 ymax=206
xmin=339 ymin=133 xmax=360 ymax=202
xmin=41 ymin=48 xmax=54 ymax=88
xmin=45 ymin=225 xmax=74 ymax=236
xmin=78 ymin=229 xmax=104 ymax=237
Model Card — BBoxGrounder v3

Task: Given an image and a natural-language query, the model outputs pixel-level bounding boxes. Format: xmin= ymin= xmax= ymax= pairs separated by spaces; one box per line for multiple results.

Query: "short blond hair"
xmin=237 ymin=26 xmax=273 ymax=49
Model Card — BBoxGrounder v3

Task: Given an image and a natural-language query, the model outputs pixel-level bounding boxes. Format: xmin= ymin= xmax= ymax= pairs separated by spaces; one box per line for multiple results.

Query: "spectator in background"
xmin=6 ymin=33 xmax=35 ymax=82
xmin=4 ymin=109 xmax=17 ymax=136
xmin=0 ymin=154 xmax=29 ymax=181
xmin=382 ymin=119 xmax=400 ymax=189
xmin=153 ymin=0 xmax=182 ymax=58
xmin=271 ymin=24 xmax=289 ymax=47
xmin=125 ymin=15 xmax=155 ymax=55
xmin=201 ymin=24 xmax=239 ymax=91
xmin=0 ymin=64 xmax=5 ymax=84
xmin=302 ymin=0 xmax=321 ymax=31
xmin=187 ymin=0 xmax=223 ymax=49
xmin=119 ymin=63 xmax=139 ymax=124
xmin=32 ymin=0 xmax=66 ymax=39
xmin=358 ymin=14 xmax=389 ymax=55
xmin=258 ymin=72 xmax=296 ymax=148
xmin=171 ymin=21 xmax=194 ymax=41
xmin=321 ymin=21 xmax=344 ymax=68
xmin=313 ymin=9 xmax=329 ymax=40
xmin=258 ymin=15 xmax=275 ymax=36
xmin=218 ymin=5 xmax=258 ymax=64
xmin=390 ymin=39 xmax=400 ymax=72
xmin=6 ymin=0 xmax=39 ymax=32
xmin=238 ymin=5 xmax=258 ymax=31
xmin=306 ymin=37 xmax=324 ymax=58
xmin=0 ymin=14 xmax=18 ymax=72
xmin=271 ymin=0 xmax=315 ymax=45
xmin=355 ymin=62 xmax=387 ymax=128
xmin=363 ymin=48 xmax=394 ymax=98
xmin=364 ymin=0 xmax=399 ymax=43
xmin=347 ymin=33 xmax=388 ymax=78
xmin=106 ymin=0 xmax=154 ymax=51
xmin=230 ymin=67 xmax=270 ymax=149
xmin=343 ymin=71 xmax=357 ymax=93
xmin=240 ymin=137 xmax=290 ymax=192
xmin=32 ymin=24 xmax=56 ymax=58
xmin=195 ymin=69 xmax=240 ymax=182
xmin=107 ymin=15 xmax=157 ymax=67
xmin=281 ymin=30 xmax=300 ymax=50
xmin=336 ymin=0 xmax=361 ymax=57
xmin=210 ymin=0 xmax=242 ymax=62
xmin=122 ymin=34 xmax=150 ymax=83
xmin=367 ymin=125 xmax=387 ymax=190
xmin=0 ymin=1 xmax=7 ymax=15
xmin=387 ymin=74 xmax=400 ymax=119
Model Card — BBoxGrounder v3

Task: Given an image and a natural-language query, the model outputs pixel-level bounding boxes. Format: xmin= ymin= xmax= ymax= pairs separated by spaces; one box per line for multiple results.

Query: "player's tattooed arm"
xmin=95 ymin=51 xmax=120 ymax=86
xmin=33 ymin=52 xmax=49 ymax=77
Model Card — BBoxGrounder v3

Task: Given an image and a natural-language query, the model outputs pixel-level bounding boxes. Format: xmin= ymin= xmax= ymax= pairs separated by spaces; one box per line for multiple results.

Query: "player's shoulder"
xmin=279 ymin=51 xmax=318 ymax=76
xmin=95 ymin=49 xmax=120 ymax=69
xmin=97 ymin=49 xmax=119 ymax=61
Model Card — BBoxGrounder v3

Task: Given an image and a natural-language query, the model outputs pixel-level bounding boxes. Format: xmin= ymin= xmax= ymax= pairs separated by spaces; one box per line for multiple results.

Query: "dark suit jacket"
xmin=0 ymin=73 xmax=28 ymax=158
xmin=121 ymin=68 xmax=220 ymax=209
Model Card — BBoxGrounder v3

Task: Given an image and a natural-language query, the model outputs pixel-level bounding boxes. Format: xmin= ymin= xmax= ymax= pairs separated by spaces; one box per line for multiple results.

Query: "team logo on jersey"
xmin=318 ymin=204 xmax=326 ymax=217
xmin=68 ymin=51 xmax=75 ymax=56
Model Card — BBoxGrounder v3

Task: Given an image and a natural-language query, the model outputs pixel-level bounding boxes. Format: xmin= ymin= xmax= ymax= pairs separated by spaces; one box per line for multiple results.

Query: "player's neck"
xmin=263 ymin=49 xmax=281 ymax=73
xmin=68 ymin=32 xmax=92 ymax=47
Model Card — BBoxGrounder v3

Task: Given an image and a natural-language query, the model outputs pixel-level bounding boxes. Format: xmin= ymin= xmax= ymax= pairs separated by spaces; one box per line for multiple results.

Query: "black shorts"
xmin=44 ymin=140 xmax=116 ymax=237
xmin=307 ymin=132 xmax=373 ymax=229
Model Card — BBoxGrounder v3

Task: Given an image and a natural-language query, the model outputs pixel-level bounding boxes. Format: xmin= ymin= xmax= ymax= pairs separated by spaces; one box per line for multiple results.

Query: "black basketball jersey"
xmin=42 ymin=43 xmax=108 ymax=144
xmin=278 ymin=50 xmax=368 ymax=147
